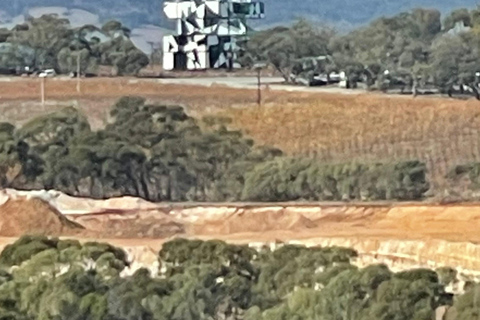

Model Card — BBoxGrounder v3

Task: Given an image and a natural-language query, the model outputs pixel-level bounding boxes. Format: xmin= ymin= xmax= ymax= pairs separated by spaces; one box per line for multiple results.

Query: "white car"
xmin=39 ymin=69 xmax=56 ymax=78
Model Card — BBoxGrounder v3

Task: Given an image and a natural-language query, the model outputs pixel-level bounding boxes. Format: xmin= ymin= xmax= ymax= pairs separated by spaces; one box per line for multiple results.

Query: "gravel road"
xmin=149 ymin=76 xmax=365 ymax=94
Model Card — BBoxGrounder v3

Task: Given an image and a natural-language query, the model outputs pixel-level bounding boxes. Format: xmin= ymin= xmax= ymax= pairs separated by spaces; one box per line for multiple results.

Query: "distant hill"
xmin=262 ymin=0 xmax=480 ymax=29
xmin=0 ymin=0 xmax=479 ymax=32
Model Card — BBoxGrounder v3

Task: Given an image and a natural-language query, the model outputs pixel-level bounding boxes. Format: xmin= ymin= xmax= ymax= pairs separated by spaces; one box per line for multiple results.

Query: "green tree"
xmin=330 ymin=9 xmax=441 ymax=87
xmin=443 ymin=9 xmax=472 ymax=31
xmin=244 ymin=19 xmax=336 ymax=82
xmin=8 ymin=14 xmax=73 ymax=69
xmin=430 ymin=32 xmax=480 ymax=90
xmin=449 ymin=284 xmax=480 ymax=319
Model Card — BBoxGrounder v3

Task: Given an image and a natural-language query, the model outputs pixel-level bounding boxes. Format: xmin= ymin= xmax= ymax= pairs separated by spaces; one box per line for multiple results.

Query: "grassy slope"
xmin=220 ymin=93 xmax=480 ymax=192
xmin=1 ymin=78 xmax=479 ymax=193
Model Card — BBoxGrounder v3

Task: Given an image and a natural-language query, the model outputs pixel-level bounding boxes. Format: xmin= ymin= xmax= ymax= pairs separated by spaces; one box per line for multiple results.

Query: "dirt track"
xmin=67 ymin=203 xmax=480 ymax=243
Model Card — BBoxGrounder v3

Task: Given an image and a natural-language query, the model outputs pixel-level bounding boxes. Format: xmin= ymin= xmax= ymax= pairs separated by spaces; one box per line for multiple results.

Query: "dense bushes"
xmin=0 ymin=236 xmax=462 ymax=320
xmin=0 ymin=15 xmax=148 ymax=75
xmin=246 ymin=8 xmax=480 ymax=91
xmin=0 ymin=96 xmax=430 ymax=202
xmin=242 ymin=158 xmax=429 ymax=201
xmin=449 ymin=163 xmax=480 ymax=187
xmin=443 ymin=163 xmax=480 ymax=200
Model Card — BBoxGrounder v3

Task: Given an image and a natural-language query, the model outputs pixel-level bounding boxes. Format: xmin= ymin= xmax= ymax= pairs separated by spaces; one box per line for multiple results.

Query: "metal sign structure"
xmin=162 ymin=0 xmax=264 ymax=70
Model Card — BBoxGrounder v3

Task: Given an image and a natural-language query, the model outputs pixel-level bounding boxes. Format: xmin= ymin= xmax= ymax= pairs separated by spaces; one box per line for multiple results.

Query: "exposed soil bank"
xmin=2 ymin=189 xmax=480 ymax=276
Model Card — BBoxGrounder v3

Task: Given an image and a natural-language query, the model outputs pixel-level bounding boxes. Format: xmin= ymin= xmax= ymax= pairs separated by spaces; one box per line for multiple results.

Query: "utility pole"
xmin=257 ymin=67 xmax=261 ymax=106
xmin=227 ymin=0 xmax=233 ymax=71
xmin=148 ymin=41 xmax=155 ymax=69
xmin=40 ymin=76 xmax=45 ymax=109
xmin=254 ymin=62 xmax=266 ymax=106
xmin=76 ymin=51 xmax=81 ymax=93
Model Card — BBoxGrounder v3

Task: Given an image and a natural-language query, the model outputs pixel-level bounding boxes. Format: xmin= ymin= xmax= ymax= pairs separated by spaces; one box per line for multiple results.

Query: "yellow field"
xmin=1 ymin=77 xmax=480 ymax=191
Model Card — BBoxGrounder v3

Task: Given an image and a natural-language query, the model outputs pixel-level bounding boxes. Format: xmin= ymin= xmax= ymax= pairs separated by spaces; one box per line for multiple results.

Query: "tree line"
xmin=0 ymin=235 xmax=476 ymax=320
xmin=242 ymin=7 xmax=480 ymax=91
xmin=0 ymin=96 xmax=429 ymax=202
xmin=0 ymin=15 xmax=149 ymax=75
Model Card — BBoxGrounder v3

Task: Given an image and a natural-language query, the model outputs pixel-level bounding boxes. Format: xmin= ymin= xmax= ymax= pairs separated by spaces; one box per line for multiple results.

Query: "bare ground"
xmin=3 ymin=187 xmax=480 ymax=272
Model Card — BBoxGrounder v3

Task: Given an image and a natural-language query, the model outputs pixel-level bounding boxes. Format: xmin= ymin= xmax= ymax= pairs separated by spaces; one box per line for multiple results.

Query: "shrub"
xmin=241 ymin=158 xmax=429 ymax=201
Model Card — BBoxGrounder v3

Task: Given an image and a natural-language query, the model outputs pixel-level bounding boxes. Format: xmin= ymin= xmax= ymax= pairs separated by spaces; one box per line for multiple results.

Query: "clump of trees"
xmin=242 ymin=158 xmax=429 ymax=201
xmin=241 ymin=19 xmax=336 ymax=83
xmin=445 ymin=163 xmax=480 ymax=199
xmin=0 ymin=96 xmax=429 ymax=202
xmin=0 ymin=14 xmax=148 ymax=75
xmin=245 ymin=7 xmax=480 ymax=91
xmin=0 ymin=235 xmax=467 ymax=320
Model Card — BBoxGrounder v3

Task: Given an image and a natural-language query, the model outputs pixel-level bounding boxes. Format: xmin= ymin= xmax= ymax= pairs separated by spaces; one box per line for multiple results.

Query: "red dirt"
xmin=4 ymin=192 xmax=480 ymax=270
xmin=5 ymin=189 xmax=480 ymax=244
xmin=0 ymin=198 xmax=83 ymax=237
xmin=191 ymin=207 xmax=318 ymax=235
xmin=73 ymin=209 xmax=186 ymax=238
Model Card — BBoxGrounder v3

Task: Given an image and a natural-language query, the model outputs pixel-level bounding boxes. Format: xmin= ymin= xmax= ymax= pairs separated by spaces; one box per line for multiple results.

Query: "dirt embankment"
xmin=4 ymin=189 xmax=480 ymax=273
xmin=0 ymin=198 xmax=83 ymax=237
xmin=5 ymin=189 xmax=480 ymax=243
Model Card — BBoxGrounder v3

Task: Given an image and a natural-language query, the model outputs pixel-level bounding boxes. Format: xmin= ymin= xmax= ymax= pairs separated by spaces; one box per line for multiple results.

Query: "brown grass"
xmin=220 ymin=94 xmax=480 ymax=192
xmin=0 ymin=78 xmax=263 ymax=128
xmin=1 ymin=77 xmax=480 ymax=191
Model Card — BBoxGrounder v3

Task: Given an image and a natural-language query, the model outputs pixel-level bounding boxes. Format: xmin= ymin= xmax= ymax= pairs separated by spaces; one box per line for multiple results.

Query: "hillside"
xmin=1 ymin=78 xmax=479 ymax=197
xmin=1 ymin=0 xmax=479 ymax=30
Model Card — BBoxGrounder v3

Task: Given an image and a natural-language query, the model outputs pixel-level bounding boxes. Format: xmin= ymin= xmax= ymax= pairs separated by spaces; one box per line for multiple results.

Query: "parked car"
xmin=39 ymin=69 xmax=56 ymax=78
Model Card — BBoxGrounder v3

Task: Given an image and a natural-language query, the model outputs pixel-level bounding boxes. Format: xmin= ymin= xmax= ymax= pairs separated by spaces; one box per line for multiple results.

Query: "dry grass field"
xmin=0 ymin=78 xmax=263 ymax=127
xmin=1 ymin=77 xmax=480 ymax=192
xmin=222 ymin=94 xmax=480 ymax=193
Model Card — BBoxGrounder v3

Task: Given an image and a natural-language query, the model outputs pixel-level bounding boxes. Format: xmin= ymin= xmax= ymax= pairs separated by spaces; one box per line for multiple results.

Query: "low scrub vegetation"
xmin=242 ymin=158 xmax=428 ymax=201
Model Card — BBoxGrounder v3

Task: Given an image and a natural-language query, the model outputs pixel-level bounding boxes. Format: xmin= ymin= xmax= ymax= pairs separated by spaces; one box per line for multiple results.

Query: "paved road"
xmin=2 ymin=75 xmax=362 ymax=94
xmin=143 ymin=77 xmax=454 ymax=98
xmin=0 ymin=75 xmax=419 ymax=96
xmin=147 ymin=76 xmax=365 ymax=94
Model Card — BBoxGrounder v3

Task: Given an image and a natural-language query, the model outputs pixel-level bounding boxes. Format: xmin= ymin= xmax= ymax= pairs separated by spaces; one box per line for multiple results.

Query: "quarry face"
xmin=2 ymin=188 xmax=480 ymax=283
